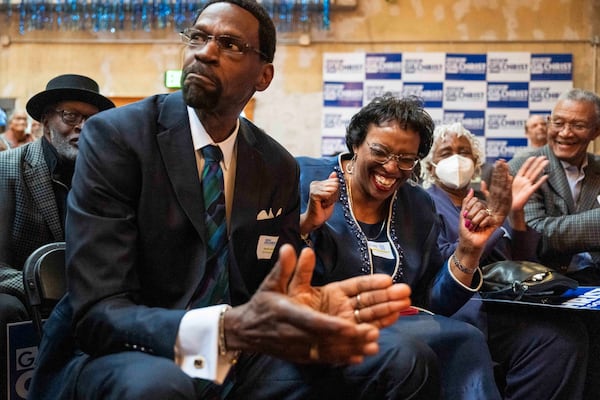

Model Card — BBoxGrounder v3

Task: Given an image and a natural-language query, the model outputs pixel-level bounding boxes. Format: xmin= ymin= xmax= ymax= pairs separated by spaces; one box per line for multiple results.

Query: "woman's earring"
xmin=408 ymin=171 xmax=419 ymax=186
xmin=346 ymin=154 xmax=357 ymax=174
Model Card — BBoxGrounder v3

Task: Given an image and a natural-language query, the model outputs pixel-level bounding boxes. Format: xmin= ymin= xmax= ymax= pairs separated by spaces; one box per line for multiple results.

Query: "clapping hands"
xmin=226 ymin=244 xmax=411 ymax=365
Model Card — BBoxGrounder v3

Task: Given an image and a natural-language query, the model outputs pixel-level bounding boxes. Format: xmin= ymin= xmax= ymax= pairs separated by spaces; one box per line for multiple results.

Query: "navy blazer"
xmin=298 ymin=155 xmax=479 ymax=316
xmin=64 ymin=91 xmax=300 ymax=359
xmin=508 ymin=145 xmax=600 ymax=270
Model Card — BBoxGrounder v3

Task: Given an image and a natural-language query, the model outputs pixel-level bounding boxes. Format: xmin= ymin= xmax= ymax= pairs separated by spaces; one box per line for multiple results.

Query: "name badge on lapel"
xmin=368 ymin=241 xmax=394 ymax=260
xmin=257 ymin=235 xmax=279 ymax=260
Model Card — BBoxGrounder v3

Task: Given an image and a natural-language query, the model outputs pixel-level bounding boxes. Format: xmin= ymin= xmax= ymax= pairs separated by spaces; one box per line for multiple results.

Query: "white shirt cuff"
xmin=175 ymin=305 xmax=233 ymax=384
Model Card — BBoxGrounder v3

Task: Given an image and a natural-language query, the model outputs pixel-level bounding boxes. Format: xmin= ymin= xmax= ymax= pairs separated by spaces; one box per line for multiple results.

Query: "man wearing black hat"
xmin=0 ymin=73 xmax=114 ymax=398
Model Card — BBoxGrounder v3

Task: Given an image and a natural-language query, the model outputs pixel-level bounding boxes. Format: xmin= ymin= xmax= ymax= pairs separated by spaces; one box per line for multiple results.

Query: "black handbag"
xmin=480 ymin=260 xmax=578 ymax=302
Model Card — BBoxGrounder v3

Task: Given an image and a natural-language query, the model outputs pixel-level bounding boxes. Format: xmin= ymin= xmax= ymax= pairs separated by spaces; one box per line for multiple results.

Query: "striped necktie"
xmin=194 ymin=145 xmax=230 ymax=306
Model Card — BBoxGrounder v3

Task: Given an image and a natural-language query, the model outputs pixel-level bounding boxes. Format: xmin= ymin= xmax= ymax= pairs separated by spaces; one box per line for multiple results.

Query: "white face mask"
xmin=432 ymin=154 xmax=475 ymax=189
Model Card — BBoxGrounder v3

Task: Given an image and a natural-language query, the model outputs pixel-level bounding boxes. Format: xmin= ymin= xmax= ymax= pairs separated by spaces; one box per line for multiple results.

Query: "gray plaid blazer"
xmin=508 ymin=145 xmax=600 ymax=271
xmin=0 ymin=139 xmax=63 ymax=299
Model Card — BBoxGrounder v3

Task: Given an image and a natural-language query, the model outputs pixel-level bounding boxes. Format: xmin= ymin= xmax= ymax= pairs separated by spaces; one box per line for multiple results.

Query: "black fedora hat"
xmin=26 ymin=74 xmax=115 ymax=121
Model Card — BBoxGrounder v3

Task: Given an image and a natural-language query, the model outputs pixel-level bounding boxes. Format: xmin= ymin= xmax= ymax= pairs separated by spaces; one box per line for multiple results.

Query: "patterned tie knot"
xmin=202 ymin=145 xmax=223 ymax=163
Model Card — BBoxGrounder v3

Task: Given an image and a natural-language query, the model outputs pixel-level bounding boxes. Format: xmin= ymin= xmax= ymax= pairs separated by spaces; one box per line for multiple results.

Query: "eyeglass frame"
xmin=180 ymin=28 xmax=268 ymax=60
xmin=366 ymin=141 xmax=420 ymax=171
xmin=53 ymin=109 xmax=90 ymax=126
xmin=547 ymin=116 xmax=595 ymax=135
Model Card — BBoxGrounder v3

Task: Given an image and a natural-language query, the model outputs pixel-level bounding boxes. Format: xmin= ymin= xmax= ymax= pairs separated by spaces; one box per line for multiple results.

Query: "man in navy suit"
xmin=29 ymin=1 xmax=432 ymax=399
xmin=0 ymin=74 xmax=114 ymax=399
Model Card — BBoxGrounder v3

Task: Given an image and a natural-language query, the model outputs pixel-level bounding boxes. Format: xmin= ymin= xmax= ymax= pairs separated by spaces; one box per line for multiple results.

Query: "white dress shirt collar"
xmin=187 ymin=106 xmax=238 ymax=171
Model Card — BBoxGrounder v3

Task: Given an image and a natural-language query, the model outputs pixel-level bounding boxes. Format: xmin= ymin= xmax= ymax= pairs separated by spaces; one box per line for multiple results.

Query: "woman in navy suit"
xmin=298 ymin=94 xmax=514 ymax=399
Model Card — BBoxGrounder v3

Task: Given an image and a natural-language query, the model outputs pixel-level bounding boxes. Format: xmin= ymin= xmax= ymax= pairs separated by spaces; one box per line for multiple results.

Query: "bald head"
xmin=525 ymin=115 xmax=548 ymax=148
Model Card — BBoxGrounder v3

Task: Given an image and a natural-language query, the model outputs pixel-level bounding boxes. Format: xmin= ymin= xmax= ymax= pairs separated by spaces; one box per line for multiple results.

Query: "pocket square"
xmin=256 ymin=208 xmax=283 ymax=220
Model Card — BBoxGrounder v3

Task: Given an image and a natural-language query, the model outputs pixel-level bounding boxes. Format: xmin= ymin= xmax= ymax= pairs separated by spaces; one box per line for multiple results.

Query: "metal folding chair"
xmin=22 ymin=242 xmax=66 ymax=338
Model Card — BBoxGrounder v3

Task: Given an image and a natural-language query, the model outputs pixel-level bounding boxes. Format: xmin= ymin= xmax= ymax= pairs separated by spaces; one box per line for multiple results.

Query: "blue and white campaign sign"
xmin=487 ymin=82 xmax=529 ymax=108
xmin=323 ymin=53 xmax=365 ymax=82
xmin=363 ymin=80 xmax=403 ymax=104
xmin=321 ymin=136 xmax=348 ymax=156
xmin=531 ymin=53 xmax=573 ymax=81
xmin=443 ymin=81 xmax=487 ymax=110
xmin=365 ymin=53 xmax=402 ymax=80
xmin=7 ymin=321 xmax=39 ymax=400
xmin=445 ymin=53 xmax=487 ymax=81
xmin=402 ymin=52 xmax=445 ymax=82
xmin=485 ymin=108 xmax=530 ymax=137
xmin=321 ymin=52 xmax=572 ymax=161
xmin=322 ymin=106 xmax=359 ymax=137
xmin=529 ymin=81 xmax=573 ymax=110
xmin=425 ymin=108 xmax=444 ymax=128
xmin=443 ymin=110 xmax=486 ymax=136
xmin=480 ymin=286 xmax=600 ymax=311
xmin=486 ymin=52 xmax=530 ymax=82
xmin=530 ymin=110 xmax=551 ymax=118
xmin=402 ymin=82 xmax=444 ymax=108
xmin=485 ymin=138 xmax=529 ymax=162
xmin=323 ymin=81 xmax=363 ymax=108
xmin=560 ymin=287 xmax=600 ymax=310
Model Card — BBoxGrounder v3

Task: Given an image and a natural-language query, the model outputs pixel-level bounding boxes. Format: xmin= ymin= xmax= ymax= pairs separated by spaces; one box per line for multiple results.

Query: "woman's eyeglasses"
xmin=367 ymin=142 xmax=420 ymax=171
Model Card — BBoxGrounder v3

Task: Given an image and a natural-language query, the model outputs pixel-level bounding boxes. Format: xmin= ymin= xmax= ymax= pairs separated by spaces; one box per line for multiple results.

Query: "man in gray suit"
xmin=0 ymin=74 xmax=114 ymax=398
xmin=509 ymin=88 xmax=600 ymax=284
xmin=509 ymin=87 xmax=600 ymax=400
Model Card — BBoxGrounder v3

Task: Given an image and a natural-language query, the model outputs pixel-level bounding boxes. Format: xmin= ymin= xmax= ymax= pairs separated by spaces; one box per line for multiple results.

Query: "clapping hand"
xmin=510 ymin=156 xmax=548 ymax=212
xmin=226 ymin=244 xmax=411 ymax=365
xmin=457 ymin=160 xmax=512 ymax=249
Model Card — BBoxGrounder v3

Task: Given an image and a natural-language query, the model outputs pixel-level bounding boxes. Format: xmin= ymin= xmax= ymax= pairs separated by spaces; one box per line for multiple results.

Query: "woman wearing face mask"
xmin=422 ymin=122 xmax=547 ymax=264
xmin=298 ymin=95 xmax=514 ymax=399
xmin=420 ymin=122 xmax=589 ymax=399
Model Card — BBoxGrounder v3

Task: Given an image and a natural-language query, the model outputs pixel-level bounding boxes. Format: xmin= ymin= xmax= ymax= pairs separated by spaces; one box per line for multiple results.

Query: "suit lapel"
xmin=156 ymin=92 xmax=206 ymax=238
xmin=230 ymin=119 xmax=263 ymax=233
xmin=543 ymin=146 xmax=576 ymax=213
xmin=22 ymin=141 xmax=63 ymax=240
xmin=578 ymin=154 xmax=600 ymax=212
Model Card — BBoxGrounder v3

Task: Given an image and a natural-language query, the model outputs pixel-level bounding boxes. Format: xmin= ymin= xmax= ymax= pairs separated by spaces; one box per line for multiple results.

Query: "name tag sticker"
xmin=257 ymin=235 xmax=279 ymax=260
xmin=368 ymin=241 xmax=394 ymax=259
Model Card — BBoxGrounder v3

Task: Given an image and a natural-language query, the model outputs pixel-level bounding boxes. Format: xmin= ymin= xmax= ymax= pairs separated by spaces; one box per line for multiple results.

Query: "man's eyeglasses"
xmin=367 ymin=142 xmax=420 ymax=171
xmin=54 ymin=109 xmax=90 ymax=126
xmin=180 ymin=28 xmax=267 ymax=60
xmin=548 ymin=118 xmax=593 ymax=134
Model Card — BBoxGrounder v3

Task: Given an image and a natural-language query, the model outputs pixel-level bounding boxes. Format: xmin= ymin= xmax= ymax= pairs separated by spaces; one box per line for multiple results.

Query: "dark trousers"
xmin=74 ymin=322 xmax=440 ymax=400
xmin=72 ymin=314 xmax=501 ymax=400
xmin=485 ymin=304 xmax=588 ymax=400
xmin=32 ymin=301 xmax=497 ymax=400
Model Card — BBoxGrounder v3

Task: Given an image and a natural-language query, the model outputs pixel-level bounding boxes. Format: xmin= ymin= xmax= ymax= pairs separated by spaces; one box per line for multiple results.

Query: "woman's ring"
xmin=356 ymin=293 xmax=363 ymax=309
xmin=485 ymin=208 xmax=492 ymax=216
xmin=309 ymin=343 xmax=319 ymax=361
xmin=354 ymin=309 xmax=362 ymax=323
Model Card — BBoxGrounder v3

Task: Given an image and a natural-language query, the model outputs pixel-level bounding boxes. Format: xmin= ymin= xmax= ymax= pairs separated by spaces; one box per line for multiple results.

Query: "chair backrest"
xmin=22 ymin=242 xmax=66 ymax=337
